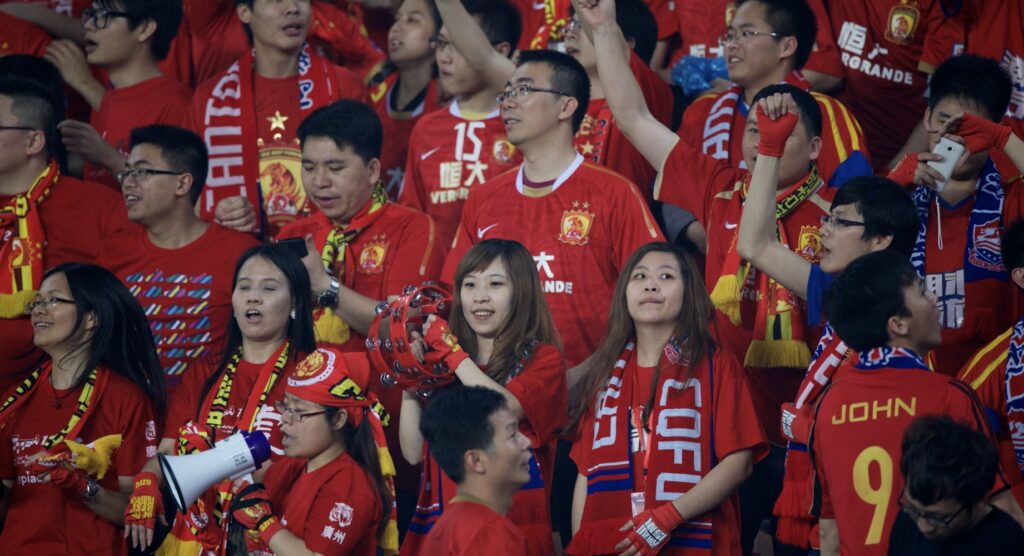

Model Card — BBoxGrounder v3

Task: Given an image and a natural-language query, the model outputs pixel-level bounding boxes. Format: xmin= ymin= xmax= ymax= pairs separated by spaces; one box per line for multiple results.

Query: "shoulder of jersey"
xmin=577 ymin=161 xmax=641 ymax=193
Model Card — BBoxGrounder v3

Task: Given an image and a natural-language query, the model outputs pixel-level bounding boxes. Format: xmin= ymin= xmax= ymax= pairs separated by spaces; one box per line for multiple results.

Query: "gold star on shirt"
xmin=268 ymin=111 xmax=288 ymax=132
xmin=579 ymin=141 xmax=595 ymax=155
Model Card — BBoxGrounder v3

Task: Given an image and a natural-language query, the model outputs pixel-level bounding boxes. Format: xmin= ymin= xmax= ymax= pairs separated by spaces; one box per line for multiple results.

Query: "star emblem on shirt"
xmin=268 ymin=111 xmax=289 ymax=132
xmin=579 ymin=141 xmax=595 ymax=155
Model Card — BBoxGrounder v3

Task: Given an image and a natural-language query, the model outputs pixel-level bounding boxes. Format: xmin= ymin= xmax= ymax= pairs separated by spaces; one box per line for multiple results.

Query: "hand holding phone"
xmin=924 ymin=136 xmax=966 ymax=192
xmin=278 ymin=237 xmax=308 ymax=258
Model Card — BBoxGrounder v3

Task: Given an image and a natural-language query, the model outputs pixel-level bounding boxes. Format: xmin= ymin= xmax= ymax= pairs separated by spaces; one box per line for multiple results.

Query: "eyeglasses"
xmin=116 ymin=167 xmax=185 ymax=184
xmin=25 ymin=296 xmax=76 ymax=314
xmin=275 ymin=400 xmax=328 ymax=423
xmin=566 ymin=18 xmax=581 ymax=33
xmin=0 ymin=126 xmax=38 ymax=132
xmin=496 ymin=84 xmax=572 ymax=104
xmin=81 ymin=7 xmax=131 ymax=30
xmin=898 ymin=491 xmax=966 ymax=528
xmin=820 ymin=214 xmax=866 ymax=229
xmin=718 ymin=29 xmax=784 ymax=46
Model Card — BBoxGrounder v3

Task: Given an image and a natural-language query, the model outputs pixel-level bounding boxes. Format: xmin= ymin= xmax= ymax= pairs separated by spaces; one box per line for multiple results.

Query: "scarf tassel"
xmin=313 ymin=308 xmax=351 ymax=345
xmin=772 ymin=448 xmax=816 ymax=548
xmin=0 ymin=290 xmax=35 ymax=319
xmin=710 ymin=275 xmax=742 ymax=325
xmin=744 ymin=340 xmax=811 ymax=369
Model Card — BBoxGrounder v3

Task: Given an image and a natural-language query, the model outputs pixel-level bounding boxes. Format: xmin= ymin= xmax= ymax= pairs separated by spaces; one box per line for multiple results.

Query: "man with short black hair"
xmin=99 ymin=125 xmax=258 ymax=389
xmin=417 ymin=385 xmax=531 ymax=554
xmin=888 ymin=415 xmax=1024 ymax=554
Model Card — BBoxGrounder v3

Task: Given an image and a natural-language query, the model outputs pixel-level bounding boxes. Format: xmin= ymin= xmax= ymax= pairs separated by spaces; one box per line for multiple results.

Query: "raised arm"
xmin=576 ymin=0 xmax=678 ymax=172
xmin=736 ymin=95 xmax=813 ymax=299
xmin=0 ymin=3 xmax=85 ymax=43
xmin=434 ymin=0 xmax=515 ymax=90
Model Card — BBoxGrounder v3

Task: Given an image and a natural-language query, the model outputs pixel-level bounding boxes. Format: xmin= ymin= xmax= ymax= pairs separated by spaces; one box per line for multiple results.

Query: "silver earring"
xmin=290 ymin=309 xmax=296 ymax=319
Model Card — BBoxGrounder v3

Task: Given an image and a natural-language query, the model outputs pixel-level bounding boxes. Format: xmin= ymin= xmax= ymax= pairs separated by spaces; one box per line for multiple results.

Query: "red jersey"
xmin=398 ymin=101 xmax=520 ymax=248
xmin=403 ymin=344 xmax=566 ymax=556
xmin=86 ymin=75 xmax=192 ymax=189
xmin=513 ymin=0 xmax=571 ymax=51
xmin=264 ymin=454 xmax=384 ymax=556
xmin=810 ymin=365 xmax=993 ymax=556
xmin=0 ymin=12 xmax=50 ymax=57
xmin=825 ymin=0 xmax=958 ymax=169
xmin=570 ymin=349 xmax=769 ymax=555
xmin=369 ymin=73 xmax=444 ymax=199
xmin=678 ymin=81 xmax=870 ymax=187
xmin=443 ymin=157 xmax=663 ymax=366
xmin=0 ymin=372 xmax=157 ymax=555
xmin=187 ymin=61 xmax=366 ymax=239
xmin=417 ymin=499 xmax=528 ymax=556
xmin=576 ymin=53 xmax=673 ymax=198
xmin=99 ymin=223 xmax=259 ymax=388
xmin=0 ymin=177 xmax=130 ymax=382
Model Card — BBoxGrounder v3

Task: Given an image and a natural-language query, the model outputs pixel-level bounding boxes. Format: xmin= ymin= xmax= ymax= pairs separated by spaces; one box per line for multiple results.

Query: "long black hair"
xmin=43 ymin=262 xmax=165 ymax=416
xmin=195 ymin=244 xmax=317 ymax=421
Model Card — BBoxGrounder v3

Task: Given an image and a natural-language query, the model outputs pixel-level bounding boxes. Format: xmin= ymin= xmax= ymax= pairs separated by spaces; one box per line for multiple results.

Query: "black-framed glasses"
xmin=117 ymin=167 xmax=185 ymax=184
xmin=898 ymin=491 xmax=967 ymax=528
xmin=718 ymin=29 xmax=784 ymax=46
xmin=275 ymin=400 xmax=328 ymax=423
xmin=25 ymin=296 xmax=76 ymax=315
xmin=496 ymin=83 xmax=572 ymax=104
xmin=820 ymin=214 xmax=866 ymax=229
xmin=0 ymin=125 xmax=37 ymax=132
xmin=81 ymin=7 xmax=131 ymax=29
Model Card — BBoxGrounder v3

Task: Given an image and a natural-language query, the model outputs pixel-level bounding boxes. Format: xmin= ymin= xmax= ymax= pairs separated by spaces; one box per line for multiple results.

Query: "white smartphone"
xmin=925 ymin=136 xmax=966 ymax=192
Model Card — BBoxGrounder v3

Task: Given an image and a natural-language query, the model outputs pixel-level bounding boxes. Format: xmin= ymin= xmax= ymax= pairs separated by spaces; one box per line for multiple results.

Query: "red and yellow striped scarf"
xmin=0 ymin=159 xmax=58 ymax=317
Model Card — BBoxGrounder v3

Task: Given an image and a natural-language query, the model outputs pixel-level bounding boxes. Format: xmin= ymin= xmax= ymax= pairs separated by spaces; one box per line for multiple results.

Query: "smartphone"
xmin=278 ymin=237 xmax=308 ymax=258
xmin=925 ymin=136 xmax=966 ymax=192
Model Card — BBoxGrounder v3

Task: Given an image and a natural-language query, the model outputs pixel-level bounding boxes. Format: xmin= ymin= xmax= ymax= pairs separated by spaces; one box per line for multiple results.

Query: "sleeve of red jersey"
xmin=383 ymin=213 xmax=444 ymax=295
xmin=814 ymin=93 xmax=874 ymax=185
xmin=918 ymin=3 xmax=964 ymax=73
xmin=505 ymin=344 xmax=568 ymax=448
xmin=397 ymin=122 xmax=429 ymax=212
xmin=609 ymin=175 xmax=664 ymax=269
xmin=946 ymin=380 xmax=1012 ymax=494
xmin=301 ymin=477 xmax=380 ymax=555
xmin=652 ymin=137 xmax=732 ymax=229
xmin=113 ymin=385 xmax=159 ymax=476
xmin=645 ymin=0 xmax=677 ymax=42
xmin=957 ymin=331 xmax=1012 ymax=424
xmin=712 ymin=350 xmax=771 ymax=463
xmin=801 ymin=0 xmax=844 ymax=79
xmin=331 ymin=66 xmax=370 ymax=104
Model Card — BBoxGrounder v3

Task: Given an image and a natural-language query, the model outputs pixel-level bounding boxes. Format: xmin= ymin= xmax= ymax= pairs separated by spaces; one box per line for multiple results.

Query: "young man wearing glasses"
xmin=889 ymin=415 xmax=1024 ymax=554
xmin=99 ymin=125 xmax=257 ymax=391
xmin=45 ymin=0 xmax=190 ymax=189
xmin=397 ymin=0 xmax=522 ymax=249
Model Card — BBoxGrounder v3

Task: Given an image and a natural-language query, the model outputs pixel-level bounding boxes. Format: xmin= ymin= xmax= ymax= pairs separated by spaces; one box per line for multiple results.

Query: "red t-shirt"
xmin=86 ymin=75 xmax=192 ymax=189
xmin=0 ymin=12 xmax=51 ymax=57
xmin=825 ymin=0 xmax=958 ymax=169
xmin=0 ymin=177 xmax=130 ymax=382
xmin=576 ymin=53 xmax=673 ymax=198
xmin=678 ymin=84 xmax=870 ymax=187
xmin=570 ymin=349 xmax=768 ymax=555
xmin=0 ymin=372 xmax=157 ymax=555
xmin=182 ymin=0 xmax=249 ymax=87
xmin=810 ymin=366 xmax=996 ymax=556
xmin=264 ymin=454 xmax=384 ymax=556
xmin=402 ymin=344 xmax=566 ymax=556
xmin=369 ymin=73 xmax=444 ymax=199
xmin=99 ymin=223 xmax=259 ymax=388
xmin=398 ymin=102 xmax=521 ymax=248
xmin=443 ymin=157 xmax=664 ymax=366
xmin=417 ymin=499 xmax=528 ymax=556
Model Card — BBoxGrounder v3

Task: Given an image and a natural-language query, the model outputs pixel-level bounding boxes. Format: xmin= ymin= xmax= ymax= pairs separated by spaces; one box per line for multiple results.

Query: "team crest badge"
xmin=798 ymin=225 xmax=822 ymax=262
xmin=259 ymin=145 xmax=307 ymax=232
xmin=330 ymin=502 xmax=354 ymax=527
xmin=558 ymin=201 xmax=595 ymax=246
xmin=968 ymin=217 xmax=1004 ymax=272
xmin=295 ymin=350 xmax=326 ymax=379
xmin=885 ymin=1 xmax=920 ymax=45
xmin=493 ymin=140 xmax=515 ymax=164
xmin=358 ymin=235 xmax=388 ymax=274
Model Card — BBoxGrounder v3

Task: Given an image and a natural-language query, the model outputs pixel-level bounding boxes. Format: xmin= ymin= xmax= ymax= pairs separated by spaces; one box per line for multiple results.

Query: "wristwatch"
xmin=317 ymin=276 xmax=341 ymax=309
xmin=81 ymin=476 xmax=100 ymax=501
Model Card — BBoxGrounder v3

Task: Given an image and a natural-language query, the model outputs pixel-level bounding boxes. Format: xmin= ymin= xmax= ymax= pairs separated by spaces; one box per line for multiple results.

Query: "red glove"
xmin=423 ymin=317 xmax=470 ymax=370
xmin=780 ymin=402 xmax=812 ymax=444
xmin=48 ymin=465 xmax=90 ymax=494
xmin=955 ymin=112 xmax=1012 ymax=153
xmin=887 ymin=153 xmax=919 ymax=187
xmin=125 ymin=471 xmax=163 ymax=533
xmin=756 ymin=105 xmax=800 ymax=158
xmin=231 ymin=485 xmax=285 ymax=544
xmin=619 ymin=502 xmax=684 ymax=556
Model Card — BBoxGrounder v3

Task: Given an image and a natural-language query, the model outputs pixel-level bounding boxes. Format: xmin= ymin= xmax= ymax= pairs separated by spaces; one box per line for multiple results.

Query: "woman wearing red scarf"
xmin=0 ymin=263 xmax=163 ymax=555
xmin=227 ymin=346 xmax=398 ymax=555
xmin=399 ymin=239 xmax=567 ymax=555
xmin=124 ymin=243 xmax=316 ymax=554
xmin=567 ymin=243 xmax=769 ymax=555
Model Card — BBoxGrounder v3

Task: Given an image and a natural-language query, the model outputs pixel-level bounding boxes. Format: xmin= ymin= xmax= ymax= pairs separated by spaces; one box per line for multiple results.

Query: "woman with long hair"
xmin=124 ymin=244 xmax=317 ymax=553
xmin=567 ymin=243 xmax=768 ymax=555
xmin=399 ymin=238 xmax=566 ymax=555
xmin=228 ymin=346 xmax=396 ymax=555
xmin=0 ymin=262 xmax=164 ymax=555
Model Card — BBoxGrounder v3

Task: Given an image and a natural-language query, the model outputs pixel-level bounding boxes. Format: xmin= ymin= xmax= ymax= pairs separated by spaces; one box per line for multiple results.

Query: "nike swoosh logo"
xmin=420 ymin=147 xmax=442 ymax=161
xmin=724 ymin=222 xmax=738 ymax=229
xmin=477 ymin=223 xmax=498 ymax=238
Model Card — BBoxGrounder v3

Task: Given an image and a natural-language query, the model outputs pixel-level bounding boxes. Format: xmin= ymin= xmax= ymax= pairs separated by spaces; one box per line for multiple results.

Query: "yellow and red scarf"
xmin=710 ymin=168 xmax=821 ymax=369
xmin=0 ymin=159 xmax=57 ymax=318
xmin=0 ymin=361 xmax=108 ymax=449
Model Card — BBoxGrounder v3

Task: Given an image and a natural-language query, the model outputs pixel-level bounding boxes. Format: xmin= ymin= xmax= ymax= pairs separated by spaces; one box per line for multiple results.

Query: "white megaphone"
xmin=158 ymin=431 xmax=272 ymax=512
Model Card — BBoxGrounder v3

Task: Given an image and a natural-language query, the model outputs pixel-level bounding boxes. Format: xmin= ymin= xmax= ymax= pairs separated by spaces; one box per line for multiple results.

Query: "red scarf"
xmin=0 ymin=361 xmax=109 ymax=449
xmin=710 ymin=169 xmax=821 ymax=369
xmin=198 ymin=45 xmax=337 ymax=224
xmin=570 ymin=341 xmax=715 ymax=555
xmin=700 ymin=71 xmax=811 ymax=164
xmin=0 ymin=159 xmax=57 ymax=318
